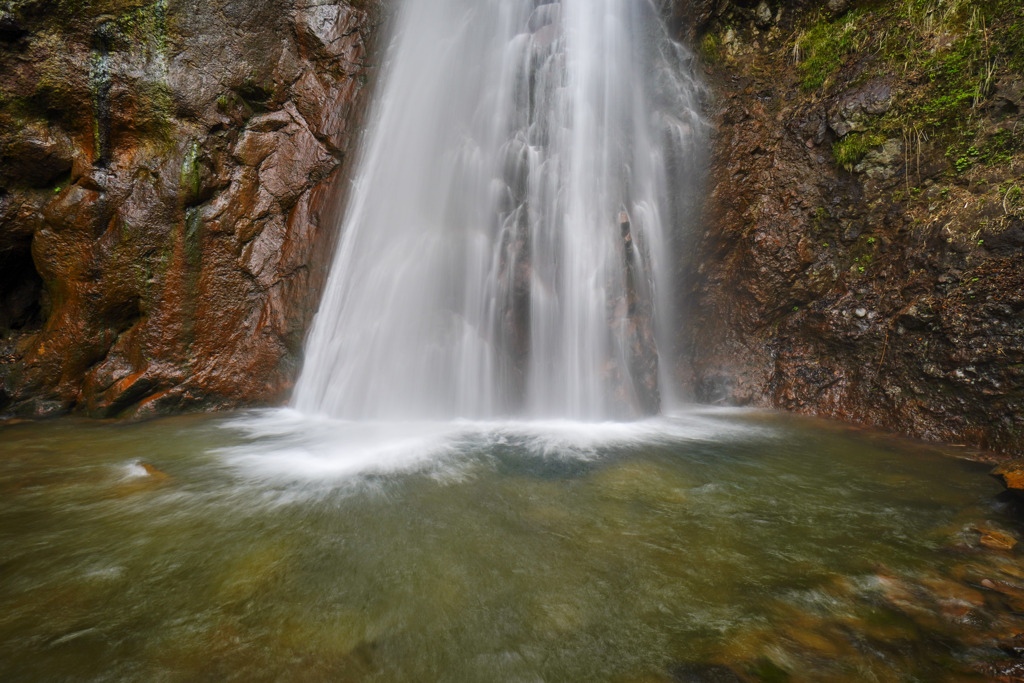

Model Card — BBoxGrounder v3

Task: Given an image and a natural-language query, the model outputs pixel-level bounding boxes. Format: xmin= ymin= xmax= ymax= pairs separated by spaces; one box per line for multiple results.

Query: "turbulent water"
xmin=294 ymin=0 xmax=705 ymax=420
xmin=0 ymin=410 xmax=1019 ymax=681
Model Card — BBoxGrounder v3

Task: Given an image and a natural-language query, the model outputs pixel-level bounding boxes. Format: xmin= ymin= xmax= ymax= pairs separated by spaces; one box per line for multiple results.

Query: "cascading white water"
xmin=293 ymin=0 xmax=706 ymax=420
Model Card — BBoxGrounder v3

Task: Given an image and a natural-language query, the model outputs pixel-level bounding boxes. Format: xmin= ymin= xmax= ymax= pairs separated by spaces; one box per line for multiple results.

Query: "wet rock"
xmin=853 ymin=138 xmax=902 ymax=179
xmin=827 ymin=0 xmax=851 ymax=15
xmin=294 ymin=3 xmax=365 ymax=62
xmin=667 ymin=0 xmax=720 ymax=42
xmin=0 ymin=123 xmax=74 ymax=187
xmin=921 ymin=576 xmax=986 ymax=622
xmin=617 ymin=211 xmax=661 ymax=416
xmin=992 ymin=460 xmax=1024 ymax=493
xmin=978 ymin=577 xmax=1024 ymax=613
xmin=0 ymin=0 xmax=382 ymax=417
xmin=997 ymin=632 xmax=1024 ymax=659
xmin=754 ymin=2 xmax=773 ymax=29
xmin=993 ymin=76 xmax=1024 ymax=114
xmin=683 ymin=0 xmax=1024 ymax=457
xmin=975 ymin=525 xmax=1019 ymax=552
xmin=116 ymin=460 xmax=172 ymax=495
xmin=0 ymin=12 xmax=27 ymax=43
xmin=828 ymin=82 xmax=892 ymax=137
xmin=981 ymin=533 xmax=1018 ymax=552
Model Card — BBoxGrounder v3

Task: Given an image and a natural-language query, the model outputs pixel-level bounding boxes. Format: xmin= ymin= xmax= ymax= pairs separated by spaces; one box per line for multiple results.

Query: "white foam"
xmin=121 ymin=461 xmax=151 ymax=479
xmin=216 ymin=408 xmax=771 ymax=484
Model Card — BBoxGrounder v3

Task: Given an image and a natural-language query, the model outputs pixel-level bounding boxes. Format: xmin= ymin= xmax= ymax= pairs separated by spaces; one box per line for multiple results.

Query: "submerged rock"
xmin=975 ymin=525 xmax=1019 ymax=551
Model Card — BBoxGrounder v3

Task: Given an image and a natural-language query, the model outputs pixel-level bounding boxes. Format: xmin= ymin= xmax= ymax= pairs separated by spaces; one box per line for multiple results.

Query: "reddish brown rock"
xmin=979 ymin=530 xmax=1019 ymax=552
xmin=0 ymin=0 xmax=383 ymax=418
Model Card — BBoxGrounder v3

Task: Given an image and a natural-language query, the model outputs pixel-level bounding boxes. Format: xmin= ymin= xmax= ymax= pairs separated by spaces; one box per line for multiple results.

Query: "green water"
xmin=0 ymin=409 xmax=1020 ymax=681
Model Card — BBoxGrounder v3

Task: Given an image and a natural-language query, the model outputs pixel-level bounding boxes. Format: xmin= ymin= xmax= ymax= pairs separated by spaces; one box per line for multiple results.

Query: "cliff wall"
xmin=3 ymin=0 xmax=1023 ymax=458
xmin=0 ymin=0 xmax=382 ymax=417
xmin=682 ymin=0 xmax=1024 ymax=455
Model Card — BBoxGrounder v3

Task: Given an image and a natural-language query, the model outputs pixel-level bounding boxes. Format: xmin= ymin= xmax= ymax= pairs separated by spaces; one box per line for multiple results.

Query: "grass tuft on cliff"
xmin=833 ymin=131 xmax=887 ymax=170
xmin=795 ymin=9 xmax=868 ymax=92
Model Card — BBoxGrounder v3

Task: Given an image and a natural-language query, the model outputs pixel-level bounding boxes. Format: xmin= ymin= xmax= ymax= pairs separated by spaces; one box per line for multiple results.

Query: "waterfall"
xmin=293 ymin=0 xmax=706 ymax=421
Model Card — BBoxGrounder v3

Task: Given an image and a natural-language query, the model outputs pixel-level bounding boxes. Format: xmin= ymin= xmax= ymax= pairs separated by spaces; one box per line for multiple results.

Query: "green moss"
xmin=183 ymin=206 xmax=202 ymax=269
xmin=945 ymin=127 xmax=1021 ymax=174
xmin=795 ymin=0 xmax=1024 ymax=174
xmin=906 ymin=29 xmax=992 ymax=132
xmin=179 ymin=140 xmax=201 ymax=203
xmin=1006 ymin=12 xmax=1024 ymax=72
xmin=109 ymin=0 xmax=168 ymax=55
xmin=979 ymin=129 xmax=1020 ymax=167
xmin=1001 ymin=183 xmax=1024 ymax=214
xmin=796 ymin=10 xmax=868 ymax=91
xmin=811 ymin=206 xmax=830 ymax=233
xmin=700 ymin=32 xmax=721 ymax=63
xmin=833 ymin=132 xmax=886 ymax=170
xmin=88 ymin=50 xmax=111 ymax=163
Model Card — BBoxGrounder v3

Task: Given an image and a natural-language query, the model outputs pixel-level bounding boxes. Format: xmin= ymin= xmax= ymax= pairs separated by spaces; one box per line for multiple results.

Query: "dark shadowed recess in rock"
xmin=0 ymin=242 xmax=43 ymax=335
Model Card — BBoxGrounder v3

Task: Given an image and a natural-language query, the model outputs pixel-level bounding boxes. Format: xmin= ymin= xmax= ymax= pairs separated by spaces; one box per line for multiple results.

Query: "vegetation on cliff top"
xmin=795 ymin=0 xmax=1024 ymax=168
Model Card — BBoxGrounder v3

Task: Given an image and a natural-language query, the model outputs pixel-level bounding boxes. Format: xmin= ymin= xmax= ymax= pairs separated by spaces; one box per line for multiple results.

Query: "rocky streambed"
xmin=2 ymin=409 xmax=1024 ymax=680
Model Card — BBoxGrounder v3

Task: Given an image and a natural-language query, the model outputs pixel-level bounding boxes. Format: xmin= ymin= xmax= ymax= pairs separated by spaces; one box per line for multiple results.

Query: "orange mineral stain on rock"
xmin=991 ymin=460 xmax=1024 ymax=492
xmin=0 ymin=0 xmax=384 ymax=420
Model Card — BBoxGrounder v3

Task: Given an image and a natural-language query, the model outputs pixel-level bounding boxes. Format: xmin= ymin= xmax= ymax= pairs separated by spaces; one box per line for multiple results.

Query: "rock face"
xmin=3 ymin=0 xmax=1022 ymax=462
xmin=0 ymin=0 xmax=382 ymax=417
xmin=682 ymin=0 xmax=1024 ymax=455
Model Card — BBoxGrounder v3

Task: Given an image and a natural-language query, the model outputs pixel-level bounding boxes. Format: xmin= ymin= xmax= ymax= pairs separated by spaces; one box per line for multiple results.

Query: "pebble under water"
xmin=0 ymin=409 xmax=1022 ymax=681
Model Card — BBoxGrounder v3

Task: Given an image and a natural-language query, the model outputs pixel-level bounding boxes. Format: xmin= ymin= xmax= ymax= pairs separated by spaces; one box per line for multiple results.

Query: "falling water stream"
xmin=2 ymin=1 xmax=1024 ymax=680
xmin=294 ymin=0 xmax=704 ymax=419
